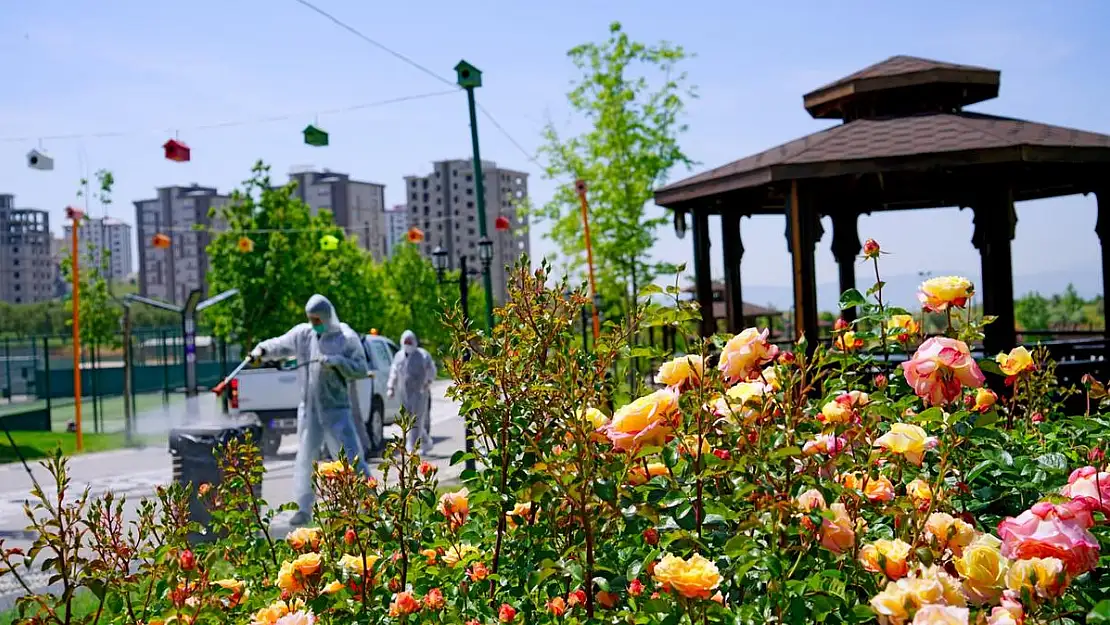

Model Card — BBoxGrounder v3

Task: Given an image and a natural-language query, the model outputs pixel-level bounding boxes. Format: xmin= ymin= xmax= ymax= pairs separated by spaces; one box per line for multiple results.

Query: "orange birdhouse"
xmin=163 ymin=139 xmax=191 ymax=162
xmin=237 ymin=236 xmax=254 ymax=253
xmin=407 ymin=227 xmax=425 ymax=243
xmin=495 ymin=215 xmax=511 ymax=231
xmin=369 ymin=328 xmax=379 ymax=336
xmin=152 ymin=233 xmax=171 ymax=249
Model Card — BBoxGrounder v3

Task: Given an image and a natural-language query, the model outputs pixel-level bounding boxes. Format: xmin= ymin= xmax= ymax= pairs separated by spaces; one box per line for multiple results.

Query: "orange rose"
xmin=601 ymin=389 xmax=679 ymax=451
xmin=864 ymin=475 xmax=896 ymax=503
xmin=859 ymin=539 xmax=911 ymax=579
xmin=653 ymin=552 xmax=721 ymax=599
xmin=925 ymin=512 xmax=976 ymax=556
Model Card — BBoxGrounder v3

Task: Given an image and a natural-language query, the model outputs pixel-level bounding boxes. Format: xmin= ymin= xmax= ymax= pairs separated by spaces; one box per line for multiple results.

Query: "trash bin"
xmin=169 ymin=422 xmax=263 ymax=544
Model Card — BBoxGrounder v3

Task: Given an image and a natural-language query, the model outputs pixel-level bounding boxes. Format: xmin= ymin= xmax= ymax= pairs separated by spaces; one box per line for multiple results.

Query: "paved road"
xmin=0 ymin=380 xmax=466 ymax=606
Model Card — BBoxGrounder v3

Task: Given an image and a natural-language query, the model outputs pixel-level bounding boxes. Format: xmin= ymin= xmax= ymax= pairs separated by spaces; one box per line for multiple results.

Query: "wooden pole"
xmin=69 ymin=209 xmax=83 ymax=451
xmin=574 ymin=180 xmax=601 ymax=339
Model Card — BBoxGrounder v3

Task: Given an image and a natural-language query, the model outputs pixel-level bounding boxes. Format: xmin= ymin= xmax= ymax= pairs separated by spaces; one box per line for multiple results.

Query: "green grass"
xmin=0 ymin=590 xmax=101 ymax=625
xmin=0 ymin=392 xmax=183 ymax=432
xmin=0 ymin=430 xmax=160 ymax=464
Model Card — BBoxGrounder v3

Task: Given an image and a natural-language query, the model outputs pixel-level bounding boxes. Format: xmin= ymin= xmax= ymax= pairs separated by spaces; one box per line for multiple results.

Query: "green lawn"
xmin=0 ymin=392 xmax=183 ymax=432
xmin=0 ymin=430 xmax=154 ymax=464
xmin=0 ymin=590 xmax=101 ymax=625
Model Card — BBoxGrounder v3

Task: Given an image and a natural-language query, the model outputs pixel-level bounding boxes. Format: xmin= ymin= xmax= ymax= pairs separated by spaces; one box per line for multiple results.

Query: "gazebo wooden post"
xmin=971 ymin=187 xmax=1018 ymax=357
xmin=691 ymin=208 xmax=715 ymax=337
xmin=787 ymin=181 xmax=821 ymax=350
xmin=721 ymin=212 xmax=745 ymax=334
xmin=1094 ymin=189 xmax=1110 ymax=364
xmin=830 ymin=211 xmax=863 ymax=322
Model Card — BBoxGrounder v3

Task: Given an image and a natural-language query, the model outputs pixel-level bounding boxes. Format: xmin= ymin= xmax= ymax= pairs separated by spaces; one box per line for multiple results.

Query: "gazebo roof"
xmin=655 ymin=56 xmax=1110 ymax=211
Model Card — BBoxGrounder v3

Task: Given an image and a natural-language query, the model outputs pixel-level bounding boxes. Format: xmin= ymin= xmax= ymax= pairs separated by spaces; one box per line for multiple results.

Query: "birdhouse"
xmin=495 ymin=215 xmax=511 ymax=232
xmin=454 ymin=60 xmax=482 ymax=89
xmin=27 ymin=149 xmax=54 ymax=171
xmin=369 ymin=328 xmax=379 ymax=336
xmin=302 ymin=124 xmax=329 ymax=147
xmin=163 ymin=139 xmax=191 ymax=162
xmin=152 ymin=233 xmax=172 ymax=249
xmin=64 ymin=206 xmax=85 ymax=221
xmin=237 ymin=236 xmax=255 ymax=253
xmin=319 ymin=234 xmax=339 ymax=251
xmin=407 ymin=227 xmax=425 ymax=244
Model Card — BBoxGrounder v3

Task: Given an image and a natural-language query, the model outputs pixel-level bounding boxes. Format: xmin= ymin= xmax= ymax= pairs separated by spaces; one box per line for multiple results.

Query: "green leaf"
xmin=1088 ymin=600 xmax=1110 ymax=624
xmin=593 ymin=478 xmax=618 ymax=502
xmin=977 ymin=358 xmax=1004 ymax=376
xmin=838 ymin=289 xmax=867 ymax=310
xmin=914 ymin=407 xmax=945 ymax=423
xmin=768 ymin=446 xmax=802 ymax=460
xmin=1035 ymin=453 xmax=1068 ymax=472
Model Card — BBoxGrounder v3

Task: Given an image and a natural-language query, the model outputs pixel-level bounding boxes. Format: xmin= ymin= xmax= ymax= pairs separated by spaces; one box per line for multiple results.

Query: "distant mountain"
xmin=738 ymin=267 xmax=1103 ymax=313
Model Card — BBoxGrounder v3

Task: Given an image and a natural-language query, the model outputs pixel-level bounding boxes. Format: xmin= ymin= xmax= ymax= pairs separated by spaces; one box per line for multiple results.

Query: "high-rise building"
xmin=50 ymin=237 xmax=68 ymax=297
xmin=134 ymin=185 xmax=229 ymax=305
xmin=287 ymin=169 xmax=387 ymax=261
xmin=62 ymin=217 xmax=133 ymax=281
xmin=0 ymin=194 xmax=53 ymax=304
xmin=383 ymin=204 xmax=409 ymax=258
xmin=403 ymin=160 xmax=529 ymax=302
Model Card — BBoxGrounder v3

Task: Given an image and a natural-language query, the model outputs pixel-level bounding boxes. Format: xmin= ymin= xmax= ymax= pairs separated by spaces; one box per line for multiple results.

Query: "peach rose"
xmin=629 ymin=462 xmax=669 ymax=486
xmin=869 ymin=584 xmax=910 ymax=625
xmin=315 ymin=460 xmax=349 ymax=479
xmin=987 ymin=605 xmax=1022 ymax=625
xmin=423 ymin=587 xmax=446 ymax=611
xmin=388 ymin=591 xmax=420 ymax=617
xmin=859 ymin=539 xmax=911 ymax=579
xmin=902 ymin=337 xmax=985 ymax=406
xmin=925 ymin=513 xmax=976 ymax=556
xmin=864 ymin=475 xmax=896 ymax=503
xmin=918 ymin=276 xmax=974 ymax=312
xmin=796 ymin=488 xmax=827 ymax=512
xmin=274 ymin=610 xmax=316 ymax=625
xmin=954 ymin=534 xmax=1008 ymax=604
xmin=820 ymin=503 xmax=856 ymax=554
xmin=505 ymin=501 xmax=532 ymax=530
xmin=251 ymin=600 xmax=297 ymax=625
xmin=820 ymin=391 xmax=868 ymax=425
xmin=1060 ymin=466 xmax=1110 ymax=514
xmin=803 ymin=433 xmax=848 ymax=457
xmin=1005 ymin=557 xmax=1069 ymax=601
xmin=874 ymin=423 xmax=938 ymax=466
xmin=899 ymin=565 xmax=967 ymax=608
xmin=652 ymin=552 xmax=721 ymax=599
xmin=906 ymin=479 xmax=933 ymax=510
xmin=285 ymin=527 xmax=322 ymax=551
xmin=997 ymin=500 xmax=1100 ymax=575
xmin=338 ymin=553 xmax=380 ymax=577
xmin=719 ymin=327 xmax=779 ymax=383
xmin=438 ymin=487 xmax=470 ymax=528
xmin=995 ymin=346 xmax=1033 ymax=377
xmin=972 ymin=388 xmax=997 ymax=413
xmin=441 ymin=544 xmax=478 ymax=567
xmin=656 ymin=355 xmax=704 ymax=389
xmin=911 ymin=606 xmax=968 ymax=625
xmin=602 ymin=388 xmax=678 ymax=451
xmin=713 ymin=381 xmax=773 ymax=423
xmin=578 ymin=407 xmax=609 ymax=429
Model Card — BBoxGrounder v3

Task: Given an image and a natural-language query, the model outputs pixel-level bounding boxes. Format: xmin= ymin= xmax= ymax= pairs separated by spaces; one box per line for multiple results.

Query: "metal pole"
xmin=122 ymin=305 xmax=133 ymax=446
xmin=465 ymin=86 xmax=496 ymax=331
xmin=42 ymin=337 xmax=51 ymax=419
xmin=70 ymin=213 xmax=84 ymax=451
xmin=91 ymin=343 xmax=99 ymax=433
xmin=581 ymin=306 xmax=589 ymax=352
xmin=161 ymin=329 xmax=169 ymax=404
xmin=3 ymin=337 xmax=10 ymax=403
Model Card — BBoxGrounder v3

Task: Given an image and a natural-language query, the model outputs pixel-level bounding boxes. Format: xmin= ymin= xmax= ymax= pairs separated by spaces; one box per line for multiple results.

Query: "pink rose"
xmin=901 ymin=337 xmax=985 ymax=406
xmin=1061 ymin=466 xmax=1110 ymax=514
xmin=719 ymin=328 xmax=779 ymax=383
xmin=803 ymin=433 xmax=848 ymax=458
xmin=820 ymin=503 xmax=855 ymax=554
xmin=997 ymin=500 xmax=1100 ymax=575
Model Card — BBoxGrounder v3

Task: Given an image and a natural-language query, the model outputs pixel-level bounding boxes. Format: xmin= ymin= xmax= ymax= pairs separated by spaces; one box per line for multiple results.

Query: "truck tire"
xmin=367 ymin=396 xmax=385 ymax=454
xmin=261 ymin=429 xmax=282 ymax=458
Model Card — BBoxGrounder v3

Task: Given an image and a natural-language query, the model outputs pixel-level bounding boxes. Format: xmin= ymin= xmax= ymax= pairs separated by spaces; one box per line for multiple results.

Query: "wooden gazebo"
xmin=654 ymin=55 xmax=1110 ymax=358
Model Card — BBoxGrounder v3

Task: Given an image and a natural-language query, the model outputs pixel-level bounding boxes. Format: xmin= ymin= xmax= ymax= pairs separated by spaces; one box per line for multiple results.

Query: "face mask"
xmin=403 ymin=343 xmax=415 ymax=354
xmin=312 ymin=323 xmax=328 ymax=335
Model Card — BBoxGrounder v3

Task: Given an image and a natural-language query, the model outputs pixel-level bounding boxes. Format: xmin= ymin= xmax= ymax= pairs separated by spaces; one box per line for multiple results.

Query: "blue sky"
xmin=2 ymin=1 xmax=1108 ymax=306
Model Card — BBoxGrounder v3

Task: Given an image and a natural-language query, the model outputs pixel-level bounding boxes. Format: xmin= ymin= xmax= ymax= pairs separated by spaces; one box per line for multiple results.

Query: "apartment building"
xmin=383 ymin=204 xmax=409 ymax=258
xmin=0 ymin=194 xmax=53 ymax=304
xmin=62 ymin=217 xmax=133 ymax=281
xmin=134 ymin=185 xmax=228 ymax=305
xmin=50 ymin=237 xmax=68 ymax=297
xmin=288 ymin=169 xmax=387 ymax=261
xmin=403 ymin=159 xmax=529 ymax=302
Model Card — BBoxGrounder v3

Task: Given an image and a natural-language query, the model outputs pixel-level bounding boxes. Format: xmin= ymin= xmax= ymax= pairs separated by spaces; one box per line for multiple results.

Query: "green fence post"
xmin=161 ymin=329 xmax=169 ymax=404
xmin=43 ymin=336 xmax=52 ymax=427
xmin=3 ymin=337 xmax=10 ymax=403
xmin=130 ymin=335 xmax=137 ymax=418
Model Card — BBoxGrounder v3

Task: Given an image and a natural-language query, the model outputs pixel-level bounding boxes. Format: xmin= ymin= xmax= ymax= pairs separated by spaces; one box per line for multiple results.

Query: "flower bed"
xmin=1 ymin=246 xmax=1108 ymax=625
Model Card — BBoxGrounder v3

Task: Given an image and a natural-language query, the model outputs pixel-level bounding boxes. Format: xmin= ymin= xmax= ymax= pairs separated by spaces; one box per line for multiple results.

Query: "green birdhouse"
xmin=454 ymin=60 xmax=482 ymax=88
xmin=319 ymin=234 xmax=339 ymax=251
xmin=303 ymin=124 xmax=329 ymax=147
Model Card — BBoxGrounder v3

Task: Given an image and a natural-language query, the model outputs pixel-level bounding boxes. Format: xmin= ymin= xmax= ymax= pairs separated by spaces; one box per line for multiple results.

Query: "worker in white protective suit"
xmin=251 ymin=294 xmax=370 ymax=526
xmin=387 ymin=330 xmax=437 ymax=454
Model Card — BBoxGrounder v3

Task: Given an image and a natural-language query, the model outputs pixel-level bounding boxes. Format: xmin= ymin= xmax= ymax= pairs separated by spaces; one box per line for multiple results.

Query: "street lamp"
xmin=433 ymin=244 xmax=477 ymax=473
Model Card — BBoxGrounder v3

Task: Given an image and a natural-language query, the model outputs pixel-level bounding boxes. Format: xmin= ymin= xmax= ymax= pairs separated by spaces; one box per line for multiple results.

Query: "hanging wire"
xmin=0 ymin=90 xmax=458 ymax=143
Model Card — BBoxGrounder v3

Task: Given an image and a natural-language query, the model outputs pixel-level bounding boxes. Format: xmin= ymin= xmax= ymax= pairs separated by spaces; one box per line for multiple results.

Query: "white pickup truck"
xmin=227 ymin=335 xmax=402 ymax=457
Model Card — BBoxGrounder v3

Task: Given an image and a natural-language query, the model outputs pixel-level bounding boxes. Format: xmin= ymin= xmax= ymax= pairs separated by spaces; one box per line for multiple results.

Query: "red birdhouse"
xmin=495 ymin=215 xmax=511 ymax=232
xmin=407 ymin=227 xmax=425 ymax=244
xmin=152 ymin=233 xmax=172 ymax=249
xmin=163 ymin=139 xmax=191 ymax=162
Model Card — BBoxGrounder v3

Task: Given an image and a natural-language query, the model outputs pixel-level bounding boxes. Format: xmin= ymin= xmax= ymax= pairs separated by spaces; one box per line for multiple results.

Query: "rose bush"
xmin=1 ymin=249 xmax=1108 ymax=625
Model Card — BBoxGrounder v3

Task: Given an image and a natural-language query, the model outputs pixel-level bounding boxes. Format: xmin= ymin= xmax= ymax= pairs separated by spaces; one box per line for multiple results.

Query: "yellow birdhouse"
xmin=319 ymin=234 xmax=339 ymax=251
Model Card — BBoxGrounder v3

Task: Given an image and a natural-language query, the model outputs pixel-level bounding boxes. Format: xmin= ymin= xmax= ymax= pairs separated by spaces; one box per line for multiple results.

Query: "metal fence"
xmin=0 ymin=328 xmax=241 ymax=433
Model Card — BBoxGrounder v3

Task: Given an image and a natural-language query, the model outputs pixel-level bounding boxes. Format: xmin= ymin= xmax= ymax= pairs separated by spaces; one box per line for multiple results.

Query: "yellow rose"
xmin=285 ymin=527 xmax=322 ymax=551
xmin=251 ymin=600 xmax=292 ymax=625
xmin=925 ymin=513 xmax=976 ymax=556
xmin=869 ymin=583 xmax=910 ymax=625
xmin=655 ymin=355 xmax=704 ymax=388
xmin=820 ymin=399 xmax=854 ymax=425
xmin=338 ymin=553 xmax=380 ymax=576
xmin=995 ymin=346 xmax=1033 ymax=377
xmin=761 ymin=365 xmax=781 ymax=390
xmin=835 ymin=331 xmax=864 ymax=352
xmin=874 ymin=423 xmax=936 ymax=466
xmin=629 ymin=462 xmax=669 ymax=486
xmin=276 ymin=561 xmax=303 ymax=593
xmin=292 ymin=552 xmax=322 ymax=578
xmin=441 ymin=544 xmax=478 ymax=567
xmin=652 ymin=552 xmax=721 ymax=599
xmin=578 ymin=407 xmax=609 ymax=429
xmin=912 ymin=606 xmax=970 ymax=625
xmin=715 ymin=381 xmax=773 ymax=424
xmin=973 ymin=388 xmax=998 ymax=412
xmin=420 ymin=548 xmax=439 ymax=565
xmin=889 ymin=314 xmax=920 ymax=335
xmin=604 ymin=389 xmax=678 ymax=450
xmin=954 ymin=537 xmax=1008 ymax=604
xmin=719 ymin=327 xmax=778 ymax=382
xmin=322 ymin=580 xmax=345 ymax=595
xmin=316 ymin=460 xmax=349 ymax=478
xmin=438 ymin=488 xmax=470 ymax=519
xmin=506 ymin=501 xmax=532 ymax=529
xmin=859 ymin=539 xmax=911 ymax=579
xmin=1005 ymin=557 xmax=1069 ymax=601
xmin=213 ymin=578 xmax=245 ymax=593
xmin=904 ymin=564 xmax=967 ymax=608
xmin=906 ymin=479 xmax=933 ymax=509
xmin=918 ymin=276 xmax=974 ymax=312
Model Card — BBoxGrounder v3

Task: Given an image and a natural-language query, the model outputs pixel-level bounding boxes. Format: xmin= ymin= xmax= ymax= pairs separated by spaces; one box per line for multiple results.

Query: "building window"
xmin=466 ymin=188 xmax=473 ymax=196
xmin=465 ymin=175 xmax=473 ymax=182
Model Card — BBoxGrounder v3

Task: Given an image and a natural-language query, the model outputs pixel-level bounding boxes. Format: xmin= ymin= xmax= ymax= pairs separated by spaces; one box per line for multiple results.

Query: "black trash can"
xmin=169 ymin=422 xmax=263 ymax=544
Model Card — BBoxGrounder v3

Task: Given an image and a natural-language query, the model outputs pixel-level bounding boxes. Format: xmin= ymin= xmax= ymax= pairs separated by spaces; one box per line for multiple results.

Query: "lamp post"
xmin=432 ymin=245 xmax=477 ymax=473
xmin=454 ymin=60 xmax=496 ymax=331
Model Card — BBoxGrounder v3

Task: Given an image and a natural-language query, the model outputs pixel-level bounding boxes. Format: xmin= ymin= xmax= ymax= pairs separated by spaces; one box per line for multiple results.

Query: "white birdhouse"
xmin=27 ymin=149 xmax=54 ymax=171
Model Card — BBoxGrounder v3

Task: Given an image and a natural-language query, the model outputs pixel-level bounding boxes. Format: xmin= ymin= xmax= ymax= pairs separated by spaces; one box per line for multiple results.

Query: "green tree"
xmin=1015 ymin=292 xmax=1052 ymax=331
xmin=381 ymin=243 xmax=452 ymax=355
xmin=204 ymin=161 xmax=367 ymax=350
xmin=60 ymin=170 xmax=122 ymax=349
xmin=536 ymin=22 xmax=694 ymax=315
xmin=1049 ymin=283 xmax=1087 ymax=330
